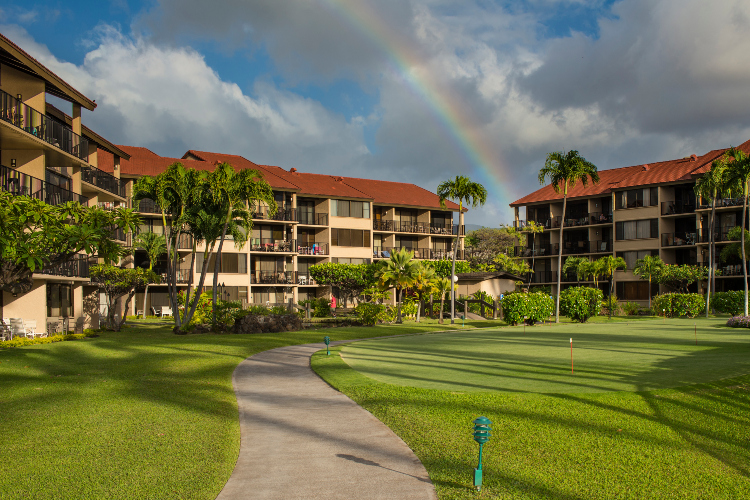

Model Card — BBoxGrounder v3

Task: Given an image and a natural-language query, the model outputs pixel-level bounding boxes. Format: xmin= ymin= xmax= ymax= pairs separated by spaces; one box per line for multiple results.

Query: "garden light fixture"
xmin=324 ymin=335 xmax=330 ymax=355
xmin=472 ymin=416 xmax=492 ymax=491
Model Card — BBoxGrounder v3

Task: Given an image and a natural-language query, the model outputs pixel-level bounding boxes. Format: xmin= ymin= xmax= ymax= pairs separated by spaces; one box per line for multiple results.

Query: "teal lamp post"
xmin=472 ymin=416 xmax=492 ymax=491
xmin=324 ymin=336 xmax=330 ymax=356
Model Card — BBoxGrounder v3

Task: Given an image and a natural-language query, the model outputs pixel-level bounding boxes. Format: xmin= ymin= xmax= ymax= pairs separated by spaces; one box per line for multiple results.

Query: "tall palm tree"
xmin=694 ymin=154 xmax=728 ymax=317
xmin=598 ymin=255 xmax=627 ymax=319
xmin=376 ymin=248 xmax=420 ymax=323
xmin=134 ymin=231 xmax=166 ymax=319
xmin=433 ymin=276 xmax=454 ymax=324
xmin=411 ymin=263 xmax=436 ymax=323
xmin=725 ymin=147 xmax=750 ymax=315
xmin=208 ymin=163 xmax=276 ymax=325
xmin=538 ymin=151 xmax=600 ymax=322
xmin=437 ymin=176 xmax=487 ymax=323
xmin=633 ymin=254 xmax=664 ymax=312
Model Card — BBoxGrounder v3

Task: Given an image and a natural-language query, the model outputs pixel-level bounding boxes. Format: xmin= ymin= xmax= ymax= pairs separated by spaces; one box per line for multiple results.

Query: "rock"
xmin=233 ymin=313 xmax=303 ymax=334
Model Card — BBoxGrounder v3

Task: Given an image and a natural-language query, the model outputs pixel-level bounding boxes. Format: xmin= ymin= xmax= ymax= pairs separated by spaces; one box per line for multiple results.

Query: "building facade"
xmin=510 ymin=141 xmax=750 ymax=302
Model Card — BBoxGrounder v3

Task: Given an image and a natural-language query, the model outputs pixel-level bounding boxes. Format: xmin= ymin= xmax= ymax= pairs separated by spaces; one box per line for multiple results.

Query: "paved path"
xmin=215 ymin=342 xmax=437 ymax=500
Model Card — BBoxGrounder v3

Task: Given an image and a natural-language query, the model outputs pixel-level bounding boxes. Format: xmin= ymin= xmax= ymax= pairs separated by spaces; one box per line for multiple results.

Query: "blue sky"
xmin=3 ymin=1 xmax=750 ymax=226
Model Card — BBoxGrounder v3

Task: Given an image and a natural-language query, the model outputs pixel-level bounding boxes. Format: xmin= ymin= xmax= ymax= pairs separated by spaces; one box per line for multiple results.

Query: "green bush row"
xmin=652 ymin=293 xmax=705 ymax=318
xmin=0 ymin=331 xmax=97 ymax=350
xmin=501 ymin=292 xmax=554 ymax=325
xmin=711 ymin=291 xmax=744 ymax=316
xmin=560 ymin=286 xmax=603 ymax=323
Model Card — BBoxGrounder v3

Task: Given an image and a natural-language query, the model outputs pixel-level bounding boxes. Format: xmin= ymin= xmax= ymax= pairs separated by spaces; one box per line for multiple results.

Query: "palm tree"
xmin=376 ymin=248 xmax=420 ymax=323
xmin=134 ymin=232 xmax=166 ymax=319
xmin=538 ymin=151 xmax=600 ymax=322
xmin=411 ymin=263 xmax=436 ymax=323
xmin=694 ymin=154 xmax=728 ymax=317
xmin=433 ymin=277 xmax=455 ymax=324
xmin=725 ymin=147 xmax=750 ymax=315
xmin=597 ymin=255 xmax=627 ymax=319
xmin=633 ymin=254 xmax=664 ymax=312
xmin=208 ymin=163 xmax=276 ymax=325
xmin=437 ymin=176 xmax=487 ymax=323
xmin=562 ymin=256 xmax=588 ymax=282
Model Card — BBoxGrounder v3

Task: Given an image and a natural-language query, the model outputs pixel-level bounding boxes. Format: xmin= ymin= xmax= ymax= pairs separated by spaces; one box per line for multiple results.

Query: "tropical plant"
xmin=134 ymin=232 xmax=166 ymax=319
xmin=501 ymin=292 xmax=554 ymax=326
xmin=375 ymin=248 xmax=420 ymax=323
xmin=465 ymin=227 xmax=517 ymax=265
xmin=437 ymin=175 xmax=488 ymax=323
xmin=411 ymin=263 xmax=437 ymax=322
xmin=633 ymin=254 xmax=664 ymax=311
xmin=596 ymin=255 xmax=627 ymax=319
xmin=711 ymin=291 xmax=744 ymax=316
xmin=562 ymin=257 xmax=589 ymax=282
xmin=432 ymin=277 xmax=455 ymax=324
xmin=308 ymin=262 xmax=379 ymax=306
xmin=655 ymin=264 xmax=709 ymax=294
xmin=724 ymin=147 xmax=750 ymax=315
xmin=652 ymin=293 xmax=705 ymax=318
xmin=559 ymin=286 xmax=603 ymax=323
xmin=425 ymin=259 xmax=472 ymax=279
xmin=90 ymin=265 xmax=158 ymax=331
xmin=538 ymin=150 xmax=600 ymax=322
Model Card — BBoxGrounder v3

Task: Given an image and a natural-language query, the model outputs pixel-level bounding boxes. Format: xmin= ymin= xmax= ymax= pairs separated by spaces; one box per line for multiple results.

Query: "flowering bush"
xmin=501 ymin=292 xmax=554 ymax=326
xmin=726 ymin=316 xmax=750 ymax=328
xmin=652 ymin=293 xmax=705 ymax=318
xmin=711 ymin=291 xmax=744 ymax=316
xmin=559 ymin=286 xmax=603 ymax=323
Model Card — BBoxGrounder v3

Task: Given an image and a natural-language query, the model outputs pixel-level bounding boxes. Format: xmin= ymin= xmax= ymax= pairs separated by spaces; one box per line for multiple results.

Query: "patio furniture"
xmin=152 ymin=306 xmax=161 ymax=317
xmin=9 ymin=318 xmax=24 ymax=338
xmin=298 ymin=275 xmax=307 ymax=285
xmin=161 ymin=307 xmax=173 ymax=318
xmin=24 ymin=320 xmax=45 ymax=338
xmin=1 ymin=319 xmax=11 ymax=341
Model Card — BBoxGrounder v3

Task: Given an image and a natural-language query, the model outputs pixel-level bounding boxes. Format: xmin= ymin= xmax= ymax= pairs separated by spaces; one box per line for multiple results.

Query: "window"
xmin=331 ymin=200 xmax=370 ymax=218
xmin=616 ymin=219 xmax=658 ymax=240
xmin=616 ymin=188 xmax=658 ymax=209
xmin=618 ymin=250 xmax=659 ymax=271
xmin=195 ymin=253 xmax=247 ymax=273
xmin=331 ymin=228 xmax=370 ymax=247
xmin=616 ymin=281 xmax=657 ymax=301
xmin=47 ymin=284 xmax=72 ymax=317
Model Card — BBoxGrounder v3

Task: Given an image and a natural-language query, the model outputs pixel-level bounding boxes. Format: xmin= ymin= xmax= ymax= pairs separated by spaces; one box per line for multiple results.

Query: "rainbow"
xmin=321 ymin=0 xmax=515 ymax=220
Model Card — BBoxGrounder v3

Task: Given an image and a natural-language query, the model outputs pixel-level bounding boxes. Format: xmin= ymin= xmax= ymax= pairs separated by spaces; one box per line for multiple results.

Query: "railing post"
xmin=480 ymin=301 xmax=485 ymax=318
xmin=287 ymin=298 xmax=293 ymax=313
xmin=306 ymin=303 xmax=311 ymax=319
xmin=493 ymin=299 xmax=498 ymax=320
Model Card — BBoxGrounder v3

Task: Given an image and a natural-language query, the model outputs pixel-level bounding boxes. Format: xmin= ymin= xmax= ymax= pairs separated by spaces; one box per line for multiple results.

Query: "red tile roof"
xmin=117 ymin=146 xmax=215 ymax=177
xmin=183 ymin=151 xmax=300 ymax=190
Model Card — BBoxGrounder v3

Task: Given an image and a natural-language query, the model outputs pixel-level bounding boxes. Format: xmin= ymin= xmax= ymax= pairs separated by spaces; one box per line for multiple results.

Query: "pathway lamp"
xmin=324 ymin=335 xmax=330 ymax=356
xmin=472 ymin=416 xmax=492 ymax=491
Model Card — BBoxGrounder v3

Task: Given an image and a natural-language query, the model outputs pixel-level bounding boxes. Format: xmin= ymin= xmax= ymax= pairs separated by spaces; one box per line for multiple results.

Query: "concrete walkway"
xmin=215 ymin=342 xmax=437 ymax=500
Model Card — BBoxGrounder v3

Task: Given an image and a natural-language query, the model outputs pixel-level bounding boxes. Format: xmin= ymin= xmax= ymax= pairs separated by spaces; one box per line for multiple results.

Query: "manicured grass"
xmin=313 ymin=318 xmax=750 ymax=499
xmin=0 ymin=319 xmax=497 ymax=499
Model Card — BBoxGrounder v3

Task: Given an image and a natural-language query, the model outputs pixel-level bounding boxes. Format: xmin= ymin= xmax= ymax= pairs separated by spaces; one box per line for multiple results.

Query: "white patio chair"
xmin=9 ymin=318 xmax=24 ymax=339
xmin=24 ymin=320 xmax=43 ymax=338
xmin=161 ymin=307 xmax=173 ymax=318
xmin=1 ymin=319 xmax=11 ymax=341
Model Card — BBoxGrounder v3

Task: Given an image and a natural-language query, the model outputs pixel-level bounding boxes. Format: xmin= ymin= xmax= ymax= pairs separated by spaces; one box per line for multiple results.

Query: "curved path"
xmin=216 ymin=341 xmax=437 ymax=500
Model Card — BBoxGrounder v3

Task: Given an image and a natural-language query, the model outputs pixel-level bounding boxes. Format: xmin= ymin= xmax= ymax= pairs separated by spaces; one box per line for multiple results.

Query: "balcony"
xmin=108 ymin=226 xmax=127 ymax=242
xmin=296 ymin=273 xmax=318 ymax=286
xmin=38 ymin=254 xmax=92 ymax=278
xmin=589 ymin=212 xmax=613 ymax=225
xmin=297 ymin=242 xmax=329 ymax=256
xmin=430 ymin=224 xmax=464 ymax=236
xmin=97 ymin=201 xmax=127 ymax=211
xmin=700 ymin=229 xmax=740 ymax=243
xmin=698 ymin=198 xmax=744 ymax=210
xmin=662 ymin=232 xmax=698 ymax=247
xmin=81 ymin=166 xmax=126 ymax=198
xmin=0 ymin=89 xmax=89 ymax=161
xmin=1 ymin=164 xmax=88 ymax=205
xmin=563 ymin=214 xmax=591 ymax=227
xmin=529 ymin=271 xmax=556 ymax=284
xmin=662 ymin=201 xmax=696 ymax=216
xmin=719 ymin=264 xmax=747 ymax=277
xmin=176 ymin=233 xmax=194 ymax=250
xmin=250 ymin=238 xmax=297 ymax=252
xmin=153 ymin=267 xmax=190 ymax=284
xmin=590 ymin=240 xmax=613 ymax=253
xmin=134 ymin=198 xmax=162 ymax=214
xmin=252 ymin=205 xmax=297 ymax=222
xmin=251 ymin=270 xmax=298 ymax=285
xmin=297 ymin=210 xmax=328 ymax=225
xmin=373 ymin=246 xmax=464 ymax=260
xmin=561 ymin=241 xmax=590 ymax=254
xmin=513 ymin=244 xmax=558 ymax=257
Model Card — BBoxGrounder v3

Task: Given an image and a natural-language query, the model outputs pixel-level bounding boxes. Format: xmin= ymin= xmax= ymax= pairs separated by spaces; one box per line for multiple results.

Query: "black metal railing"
xmin=513 ymin=244 xmax=558 ymax=257
xmin=0 ymin=89 xmax=89 ymax=161
xmin=152 ymin=267 xmax=191 ymax=284
xmin=700 ymin=229 xmax=740 ymax=243
xmin=589 ymin=212 xmax=613 ymax=224
xmin=528 ymin=271 xmax=556 ymax=284
xmin=297 ymin=242 xmax=329 ymax=255
xmin=252 ymin=205 xmax=297 ymax=222
xmin=719 ymin=264 xmax=747 ymax=276
xmin=109 ymin=226 xmax=127 ymax=242
xmin=81 ymin=166 xmax=125 ymax=197
xmin=698 ymin=198 xmax=744 ymax=209
xmin=297 ymin=210 xmax=328 ymax=225
xmin=563 ymin=214 xmax=591 ymax=227
xmin=430 ymin=224 xmax=464 ymax=235
xmin=1 ymin=164 xmax=88 ymax=205
xmin=372 ymin=247 xmax=465 ymax=260
xmin=38 ymin=255 xmax=92 ymax=278
xmin=561 ymin=241 xmax=590 ymax=254
xmin=251 ymin=270 xmax=298 ymax=285
xmin=590 ymin=240 xmax=613 ymax=253
xmin=134 ymin=198 xmax=161 ymax=213
xmin=97 ymin=201 xmax=127 ymax=210
xmin=249 ymin=238 xmax=297 ymax=252
xmin=661 ymin=232 xmax=698 ymax=247
xmin=662 ymin=201 xmax=696 ymax=216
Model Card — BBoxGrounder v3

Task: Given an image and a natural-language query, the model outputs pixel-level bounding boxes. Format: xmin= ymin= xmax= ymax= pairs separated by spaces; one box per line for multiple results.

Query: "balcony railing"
xmin=250 ymin=238 xmax=297 ymax=252
xmin=590 ymin=240 xmax=613 ymax=253
xmin=297 ymin=242 xmax=329 ymax=255
xmin=698 ymin=198 xmax=744 ymax=210
xmin=81 ymin=166 xmax=125 ymax=198
xmin=513 ymin=244 xmax=558 ymax=257
xmin=561 ymin=241 xmax=590 ymax=254
xmin=373 ymin=246 xmax=465 ymax=260
xmin=252 ymin=205 xmax=297 ymax=222
xmin=528 ymin=271 xmax=556 ymax=284
xmin=720 ymin=264 xmax=748 ymax=277
xmin=0 ymin=89 xmax=89 ymax=161
xmin=589 ymin=212 xmax=613 ymax=225
xmin=662 ymin=201 xmax=696 ymax=216
xmin=38 ymin=255 xmax=92 ymax=278
xmin=700 ymin=229 xmax=740 ymax=243
xmin=153 ymin=267 xmax=191 ymax=284
xmin=430 ymin=224 xmax=464 ymax=235
xmin=109 ymin=226 xmax=127 ymax=242
xmin=176 ymin=233 xmax=194 ymax=250
xmin=563 ymin=214 xmax=591 ymax=227
xmin=97 ymin=201 xmax=127 ymax=211
xmin=134 ymin=198 xmax=162 ymax=214
xmin=251 ymin=270 xmax=298 ymax=285
xmin=1 ymin=164 xmax=88 ymax=205
xmin=662 ymin=232 xmax=698 ymax=247
xmin=297 ymin=210 xmax=328 ymax=225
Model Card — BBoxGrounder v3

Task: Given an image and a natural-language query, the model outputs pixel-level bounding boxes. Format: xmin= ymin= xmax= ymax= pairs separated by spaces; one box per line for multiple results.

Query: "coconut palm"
xmin=597 ymin=255 xmax=627 ymax=319
xmin=694 ymin=154 xmax=728 ymax=317
xmin=633 ymin=254 xmax=664 ymax=312
xmin=538 ymin=150 xmax=600 ymax=322
xmin=134 ymin=232 xmax=166 ymax=319
xmin=376 ymin=248 xmax=421 ymax=324
xmin=562 ymin=256 xmax=588 ymax=282
xmin=437 ymin=176 xmax=487 ymax=323
xmin=725 ymin=147 xmax=750 ymax=315
xmin=432 ymin=276 xmax=455 ymax=324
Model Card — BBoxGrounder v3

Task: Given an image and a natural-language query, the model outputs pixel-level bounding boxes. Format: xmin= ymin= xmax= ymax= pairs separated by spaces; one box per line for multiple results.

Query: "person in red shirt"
xmin=330 ymin=295 xmax=337 ymax=317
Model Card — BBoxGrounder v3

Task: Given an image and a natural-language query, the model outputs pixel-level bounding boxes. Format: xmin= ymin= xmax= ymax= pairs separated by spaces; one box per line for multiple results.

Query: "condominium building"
xmin=510 ymin=140 xmax=750 ymax=302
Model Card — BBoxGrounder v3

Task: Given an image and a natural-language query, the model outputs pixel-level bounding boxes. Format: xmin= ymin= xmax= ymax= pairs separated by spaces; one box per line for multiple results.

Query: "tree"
xmin=633 ymin=255 xmax=664 ymax=311
xmin=90 ymin=265 xmax=158 ymax=331
xmin=425 ymin=259 xmax=472 ymax=279
xmin=596 ymin=255 xmax=627 ymax=319
xmin=0 ymin=192 xmax=139 ymax=295
xmin=309 ymin=262 xmax=379 ymax=305
xmin=411 ymin=263 xmax=437 ymax=323
xmin=694 ymin=154 xmax=729 ymax=317
xmin=492 ymin=253 xmax=531 ymax=277
xmin=562 ymin=256 xmax=589 ymax=282
xmin=432 ymin=277 xmax=456 ymax=324
xmin=134 ymin=232 xmax=166 ymax=319
xmin=375 ymin=248 xmax=421 ymax=324
xmin=655 ymin=264 xmax=709 ymax=294
xmin=725 ymin=147 xmax=750 ymax=315
xmin=464 ymin=227 xmax=517 ymax=266
xmin=520 ymin=221 xmax=545 ymax=288
xmin=538 ymin=150 xmax=599 ymax=322
xmin=437 ymin=176 xmax=488 ymax=324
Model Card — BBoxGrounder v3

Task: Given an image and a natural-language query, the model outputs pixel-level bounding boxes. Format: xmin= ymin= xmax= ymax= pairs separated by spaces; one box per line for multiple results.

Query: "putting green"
xmin=339 ymin=319 xmax=750 ymax=393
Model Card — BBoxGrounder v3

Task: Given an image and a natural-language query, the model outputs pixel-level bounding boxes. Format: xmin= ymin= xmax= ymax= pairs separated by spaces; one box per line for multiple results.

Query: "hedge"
xmin=0 ymin=332 xmax=97 ymax=350
xmin=711 ymin=291 xmax=745 ymax=316
xmin=652 ymin=293 xmax=704 ymax=318
xmin=559 ymin=286 xmax=603 ymax=323
xmin=501 ymin=292 xmax=554 ymax=326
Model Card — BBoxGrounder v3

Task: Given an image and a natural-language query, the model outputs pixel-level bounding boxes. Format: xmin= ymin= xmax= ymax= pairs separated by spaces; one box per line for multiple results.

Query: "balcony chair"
xmin=24 ymin=320 xmax=44 ymax=338
xmin=161 ymin=307 xmax=173 ymax=318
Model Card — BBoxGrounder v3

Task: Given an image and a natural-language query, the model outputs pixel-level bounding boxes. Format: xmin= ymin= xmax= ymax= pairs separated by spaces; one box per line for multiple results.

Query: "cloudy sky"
xmin=3 ymin=0 xmax=750 ymax=226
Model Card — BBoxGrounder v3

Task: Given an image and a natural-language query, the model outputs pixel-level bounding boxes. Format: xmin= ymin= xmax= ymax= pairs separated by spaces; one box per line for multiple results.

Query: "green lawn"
xmin=0 ymin=319 xmax=495 ymax=499
xmin=313 ymin=318 xmax=750 ymax=499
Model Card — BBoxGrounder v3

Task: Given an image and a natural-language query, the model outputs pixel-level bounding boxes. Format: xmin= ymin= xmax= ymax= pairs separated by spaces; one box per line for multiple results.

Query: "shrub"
xmin=501 ymin=292 xmax=554 ymax=326
xmin=0 ymin=332 xmax=94 ymax=350
xmin=559 ymin=286 xmax=603 ymax=323
xmin=652 ymin=293 xmax=705 ymax=318
xmin=299 ymin=297 xmax=333 ymax=318
xmin=355 ymin=302 xmax=385 ymax=326
xmin=623 ymin=301 xmax=641 ymax=316
xmin=711 ymin=291 xmax=744 ymax=316
xmin=599 ymin=293 xmax=621 ymax=316
xmin=726 ymin=316 xmax=750 ymax=328
xmin=400 ymin=298 xmax=418 ymax=319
